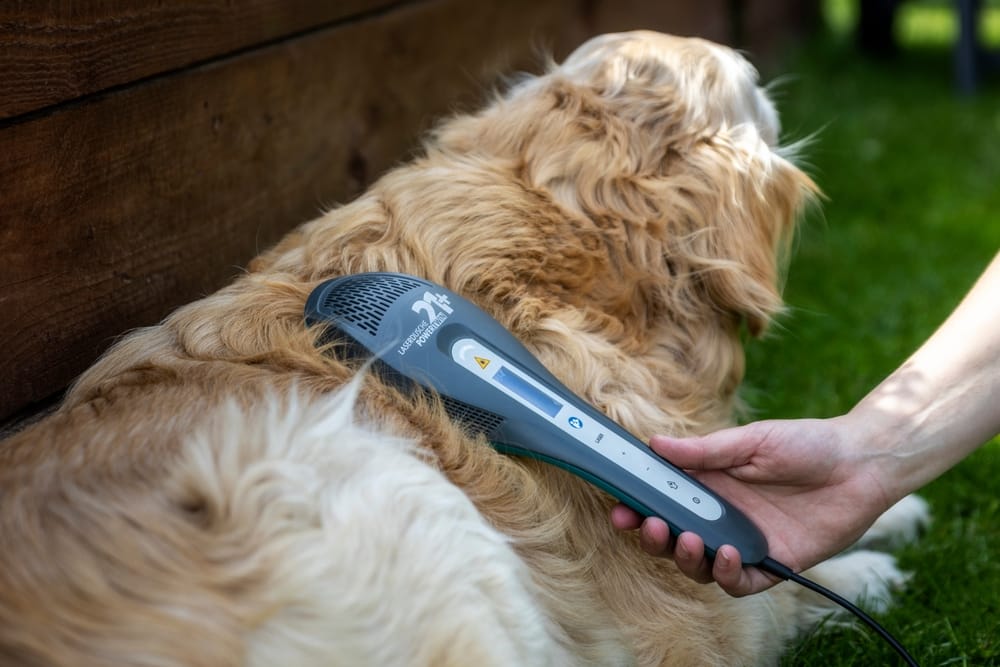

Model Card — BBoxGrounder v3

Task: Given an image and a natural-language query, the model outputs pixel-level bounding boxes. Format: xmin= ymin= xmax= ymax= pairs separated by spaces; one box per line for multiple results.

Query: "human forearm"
xmin=848 ymin=252 xmax=1000 ymax=502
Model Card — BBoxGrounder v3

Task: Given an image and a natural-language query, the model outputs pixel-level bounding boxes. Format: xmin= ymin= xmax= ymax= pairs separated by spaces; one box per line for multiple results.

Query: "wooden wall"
xmin=0 ymin=0 xmax=815 ymax=428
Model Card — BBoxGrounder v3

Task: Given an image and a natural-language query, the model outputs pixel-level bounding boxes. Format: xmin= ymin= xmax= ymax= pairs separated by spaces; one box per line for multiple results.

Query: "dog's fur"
xmin=0 ymin=32 xmax=928 ymax=666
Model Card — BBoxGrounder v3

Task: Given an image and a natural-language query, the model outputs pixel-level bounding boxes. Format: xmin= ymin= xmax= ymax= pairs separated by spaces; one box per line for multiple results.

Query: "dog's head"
xmin=433 ymin=31 xmax=814 ymax=333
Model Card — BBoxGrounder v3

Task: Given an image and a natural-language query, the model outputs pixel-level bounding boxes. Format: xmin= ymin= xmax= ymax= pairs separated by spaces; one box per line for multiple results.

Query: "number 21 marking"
xmin=411 ymin=291 xmax=454 ymax=320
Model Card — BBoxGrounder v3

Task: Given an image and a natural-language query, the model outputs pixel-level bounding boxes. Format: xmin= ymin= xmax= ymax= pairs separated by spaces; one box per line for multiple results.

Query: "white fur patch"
xmin=857 ymin=495 xmax=932 ymax=551
xmin=176 ymin=380 xmax=579 ymax=666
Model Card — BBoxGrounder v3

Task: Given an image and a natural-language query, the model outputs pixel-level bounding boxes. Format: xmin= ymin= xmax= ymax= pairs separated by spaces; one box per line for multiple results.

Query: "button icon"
xmin=474 ymin=356 xmax=491 ymax=370
xmin=567 ymin=416 xmax=584 ymax=429
xmin=667 ymin=481 xmax=678 ymax=490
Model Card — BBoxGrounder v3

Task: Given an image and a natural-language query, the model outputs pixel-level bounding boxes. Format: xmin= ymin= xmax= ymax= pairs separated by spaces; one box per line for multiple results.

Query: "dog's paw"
xmin=856 ymin=494 xmax=931 ymax=551
xmin=802 ymin=550 xmax=911 ymax=616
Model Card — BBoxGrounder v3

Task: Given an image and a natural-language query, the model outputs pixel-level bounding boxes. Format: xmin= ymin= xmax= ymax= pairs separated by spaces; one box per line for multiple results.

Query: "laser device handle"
xmin=305 ymin=273 xmax=769 ymax=564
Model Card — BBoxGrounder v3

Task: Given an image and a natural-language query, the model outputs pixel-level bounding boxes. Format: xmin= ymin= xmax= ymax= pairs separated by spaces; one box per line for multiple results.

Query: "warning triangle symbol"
xmin=474 ymin=356 xmax=491 ymax=370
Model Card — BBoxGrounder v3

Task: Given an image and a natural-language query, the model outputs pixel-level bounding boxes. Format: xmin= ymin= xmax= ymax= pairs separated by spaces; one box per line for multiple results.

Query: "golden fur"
xmin=0 ymin=32 xmax=919 ymax=666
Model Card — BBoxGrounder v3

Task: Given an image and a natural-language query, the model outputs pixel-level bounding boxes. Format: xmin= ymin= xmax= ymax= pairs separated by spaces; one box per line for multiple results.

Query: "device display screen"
xmin=493 ymin=366 xmax=562 ymax=418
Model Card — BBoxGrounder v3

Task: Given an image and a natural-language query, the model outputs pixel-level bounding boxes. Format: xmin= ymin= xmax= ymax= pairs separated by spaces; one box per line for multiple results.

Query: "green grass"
xmin=741 ymin=4 xmax=1000 ymax=665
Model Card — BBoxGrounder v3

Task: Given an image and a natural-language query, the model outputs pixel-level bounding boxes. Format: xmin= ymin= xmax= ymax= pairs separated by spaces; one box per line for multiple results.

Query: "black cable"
xmin=758 ymin=557 xmax=919 ymax=667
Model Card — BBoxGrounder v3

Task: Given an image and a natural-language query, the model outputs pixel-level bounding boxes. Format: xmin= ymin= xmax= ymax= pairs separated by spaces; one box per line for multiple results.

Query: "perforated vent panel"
xmin=440 ymin=394 xmax=505 ymax=437
xmin=321 ymin=274 xmax=423 ymax=337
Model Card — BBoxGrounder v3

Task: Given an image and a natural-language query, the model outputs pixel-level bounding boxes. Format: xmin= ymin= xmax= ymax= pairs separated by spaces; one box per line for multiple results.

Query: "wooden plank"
xmin=0 ymin=0 xmax=584 ymax=421
xmin=583 ymin=0 xmax=732 ymax=45
xmin=742 ymin=0 xmax=820 ymax=58
xmin=0 ymin=0 xmax=403 ymax=120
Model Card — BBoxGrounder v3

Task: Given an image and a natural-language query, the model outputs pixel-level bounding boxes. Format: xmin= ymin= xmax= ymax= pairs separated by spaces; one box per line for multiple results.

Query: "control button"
xmin=692 ymin=497 xmax=701 ymax=504
xmin=452 ymin=340 xmax=480 ymax=367
xmin=667 ymin=481 xmax=678 ymax=490
xmin=567 ymin=416 xmax=584 ymax=429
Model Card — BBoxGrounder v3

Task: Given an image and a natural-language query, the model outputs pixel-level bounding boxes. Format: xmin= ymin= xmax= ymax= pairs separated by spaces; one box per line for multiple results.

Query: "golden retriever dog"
xmin=0 ymin=31 xmax=928 ymax=666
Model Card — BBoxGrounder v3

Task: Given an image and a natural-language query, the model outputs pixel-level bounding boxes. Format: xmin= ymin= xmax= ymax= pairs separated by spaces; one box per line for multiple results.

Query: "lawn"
xmin=740 ymin=2 xmax=1000 ymax=665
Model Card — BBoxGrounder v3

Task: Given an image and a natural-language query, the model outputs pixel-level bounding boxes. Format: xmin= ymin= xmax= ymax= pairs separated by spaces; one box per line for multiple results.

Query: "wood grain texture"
xmin=582 ymin=0 xmax=732 ymax=46
xmin=0 ymin=0 xmax=404 ymax=120
xmin=0 ymin=0 xmax=585 ymax=420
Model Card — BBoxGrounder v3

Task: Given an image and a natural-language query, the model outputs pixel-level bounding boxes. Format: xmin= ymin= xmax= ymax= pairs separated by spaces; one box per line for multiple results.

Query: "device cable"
xmin=758 ymin=557 xmax=919 ymax=666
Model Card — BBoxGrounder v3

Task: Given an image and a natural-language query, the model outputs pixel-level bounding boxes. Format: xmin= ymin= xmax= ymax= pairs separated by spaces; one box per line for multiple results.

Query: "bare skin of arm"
xmin=612 ymin=251 xmax=1000 ymax=596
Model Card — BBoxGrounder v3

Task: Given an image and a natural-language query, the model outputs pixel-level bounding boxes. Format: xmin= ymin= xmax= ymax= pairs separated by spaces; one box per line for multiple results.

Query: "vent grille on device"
xmin=322 ymin=274 xmax=423 ymax=337
xmin=439 ymin=394 xmax=505 ymax=437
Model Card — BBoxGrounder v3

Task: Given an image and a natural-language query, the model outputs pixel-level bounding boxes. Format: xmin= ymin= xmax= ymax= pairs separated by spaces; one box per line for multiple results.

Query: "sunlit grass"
xmin=825 ymin=0 xmax=1000 ymax=46
xmin=898 ymin=1 xmax=1000 ymax=46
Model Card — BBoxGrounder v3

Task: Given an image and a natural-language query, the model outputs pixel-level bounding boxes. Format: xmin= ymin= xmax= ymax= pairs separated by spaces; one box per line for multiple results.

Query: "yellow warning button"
xmin=474 ymin=356 xmax=491 ymax=370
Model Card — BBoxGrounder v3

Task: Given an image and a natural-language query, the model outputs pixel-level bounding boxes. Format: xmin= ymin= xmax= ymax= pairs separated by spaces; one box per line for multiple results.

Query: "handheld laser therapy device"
xmin=305 ymin=272 xmax=768 ymax=562
xmin=305 ymin=272 xmax=919 ymax=666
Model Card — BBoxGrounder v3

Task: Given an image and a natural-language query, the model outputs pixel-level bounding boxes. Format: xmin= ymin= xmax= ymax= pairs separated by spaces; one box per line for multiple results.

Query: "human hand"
xmin=611 ymin=416 xmax=893 ymax=596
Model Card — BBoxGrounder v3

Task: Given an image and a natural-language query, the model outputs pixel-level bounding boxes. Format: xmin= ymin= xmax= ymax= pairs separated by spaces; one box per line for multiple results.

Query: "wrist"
xmin=831 ymin=409 xmax=909 ymax=516
xmin=840 ymin=368 xmax=958 ymax=509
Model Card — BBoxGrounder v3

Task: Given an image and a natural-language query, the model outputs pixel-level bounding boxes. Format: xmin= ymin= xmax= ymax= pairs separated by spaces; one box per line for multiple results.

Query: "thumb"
xmin=649 ymin=427 xmax=758 ymax=471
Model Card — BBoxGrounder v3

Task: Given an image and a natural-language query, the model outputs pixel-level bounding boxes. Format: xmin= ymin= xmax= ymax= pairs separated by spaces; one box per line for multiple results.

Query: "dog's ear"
xmin=668 ymin=130 xmax=818 ymax=336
